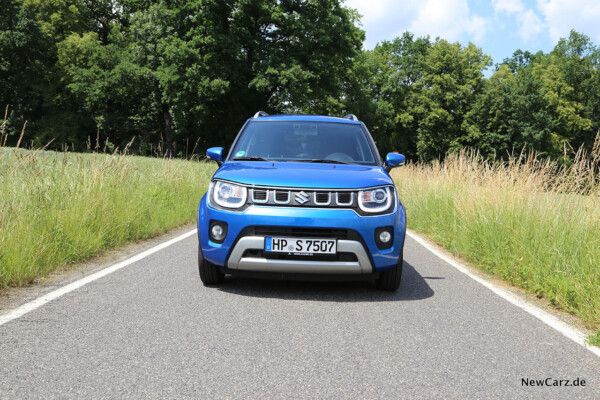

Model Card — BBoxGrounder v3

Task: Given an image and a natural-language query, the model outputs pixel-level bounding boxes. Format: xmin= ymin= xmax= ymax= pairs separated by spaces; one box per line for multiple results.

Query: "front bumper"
xmin=198 ymin=196 xmax=406 ymax=274
xmin=227 ymin=236 xmax=372 ymax=274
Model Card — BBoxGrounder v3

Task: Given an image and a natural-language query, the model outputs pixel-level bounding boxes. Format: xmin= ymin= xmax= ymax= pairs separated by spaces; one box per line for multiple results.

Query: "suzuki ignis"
xmin=198 ymin=112 xmax=406 ymax=290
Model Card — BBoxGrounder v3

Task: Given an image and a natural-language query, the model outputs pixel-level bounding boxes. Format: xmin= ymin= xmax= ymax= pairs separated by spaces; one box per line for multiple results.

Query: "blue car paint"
xmin=198 ymin=114 xmax=407 ymax=274
xmin=385 ymin=153 xmax=406 ymax=168
xmin=206 ymin=147 xmax=224 ymax=162
xmin=198 ymin=196 xmax=406 ymax=272
xmin=213 ymin=162 xmax=393 ymax=189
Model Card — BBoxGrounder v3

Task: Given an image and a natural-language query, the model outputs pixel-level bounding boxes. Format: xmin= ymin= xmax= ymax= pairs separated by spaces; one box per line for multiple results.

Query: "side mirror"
xmin=206 ymin=147 xmax=224 ymax=166
xmin=385 ymin=152 xmax=405 ymax=172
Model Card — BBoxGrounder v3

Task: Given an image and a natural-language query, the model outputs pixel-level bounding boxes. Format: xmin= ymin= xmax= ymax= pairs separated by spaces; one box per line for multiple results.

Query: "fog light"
xmin=379 ymin=231 xmax=392 ymax=243
xmin=211 ymin=225 xmax=224 ymax=239
xmin=209 ymin=221 xmax=227 ymax=243
xmin=375 ymin=227 xmax=393 ymax=250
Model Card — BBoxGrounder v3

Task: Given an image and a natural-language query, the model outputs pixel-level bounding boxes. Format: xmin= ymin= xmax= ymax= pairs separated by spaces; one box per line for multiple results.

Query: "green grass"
xmin=393 ymin=149 xmax=600 ymax=343
xmin=0 ymin=148 xmax=214 ymax=289
xmin=587 ymin=331 xmax=600 ymax=347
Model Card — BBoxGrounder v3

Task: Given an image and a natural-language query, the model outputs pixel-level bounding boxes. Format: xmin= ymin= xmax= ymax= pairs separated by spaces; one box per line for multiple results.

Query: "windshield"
xmin=230 ymin=121 xmax=377 ymax=165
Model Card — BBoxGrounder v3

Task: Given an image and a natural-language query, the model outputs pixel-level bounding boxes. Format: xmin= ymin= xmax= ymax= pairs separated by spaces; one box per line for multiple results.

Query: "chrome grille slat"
xmin=247 ymin=186 xmax=358 ymax=208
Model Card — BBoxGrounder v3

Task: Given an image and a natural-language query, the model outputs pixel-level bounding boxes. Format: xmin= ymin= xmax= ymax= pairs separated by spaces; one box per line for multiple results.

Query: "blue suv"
xmin=198 ymin=112 xmax=406 ymax=291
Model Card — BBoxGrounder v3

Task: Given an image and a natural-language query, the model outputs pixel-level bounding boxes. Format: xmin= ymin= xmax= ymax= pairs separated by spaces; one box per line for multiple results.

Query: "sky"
xmin=345 ymin=0 xmax=600 ymax=66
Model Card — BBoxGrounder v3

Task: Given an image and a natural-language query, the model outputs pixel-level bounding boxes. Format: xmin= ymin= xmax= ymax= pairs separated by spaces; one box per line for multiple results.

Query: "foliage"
xmin=466 ymin=30 xmax=600 ymax=160
xmin=587 ymin=330 xmax=600 ymax=347
xmin=413 ymin=40 xmax=492 ymax=160
xmin=346 ymin=32 xmax=431 ymax=159
xmin=2 ymin=0 xmax=363 ymax=155
xmin=464 ymin=64 xmax=557 ymax=158
xmin=0 ymin=0 xmax=48 ymax=137
xmin=1 ymin=0 xmax=600 ymax=162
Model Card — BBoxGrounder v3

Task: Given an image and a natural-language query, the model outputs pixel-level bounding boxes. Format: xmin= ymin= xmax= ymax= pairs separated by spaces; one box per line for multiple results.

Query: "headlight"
xmin=212 ymin=181 xmax=247 ymax=209
xmin=358 ymin=187 xmax=392 ymax=213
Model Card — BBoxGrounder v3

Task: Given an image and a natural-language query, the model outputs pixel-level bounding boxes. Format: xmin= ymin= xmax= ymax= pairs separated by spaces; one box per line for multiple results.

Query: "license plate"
xmin=265 ymin=237 xmax=337 ymax=255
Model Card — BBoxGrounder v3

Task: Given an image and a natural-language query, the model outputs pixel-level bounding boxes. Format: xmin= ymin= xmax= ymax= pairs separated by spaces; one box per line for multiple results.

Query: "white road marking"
xmin=406 ymin=229 xmax=600 ymax=357
xmin=2 ymin=226 xmax=598 ymax=359
xmin=0 ymin=229 xmax=198 ymax=327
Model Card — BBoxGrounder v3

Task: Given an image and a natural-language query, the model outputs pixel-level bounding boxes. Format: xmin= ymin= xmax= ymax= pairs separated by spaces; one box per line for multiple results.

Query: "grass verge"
xmin=393 ymin=146 xmax=600 ymax=342
xmin=0 ymin=148 xmax=214 ymax=289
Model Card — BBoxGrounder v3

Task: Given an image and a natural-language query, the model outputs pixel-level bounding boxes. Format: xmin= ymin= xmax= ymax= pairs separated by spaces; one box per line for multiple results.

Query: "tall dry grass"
xmin=393 ymin=136 xmax=600 ymax=337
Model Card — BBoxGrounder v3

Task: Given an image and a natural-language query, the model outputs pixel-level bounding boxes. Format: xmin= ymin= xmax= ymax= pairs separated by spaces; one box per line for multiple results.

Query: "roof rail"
xmin=253 ymin=111 xmax=269 ymax=118
xmin=343 ymin=114 xmax=359 ymax=121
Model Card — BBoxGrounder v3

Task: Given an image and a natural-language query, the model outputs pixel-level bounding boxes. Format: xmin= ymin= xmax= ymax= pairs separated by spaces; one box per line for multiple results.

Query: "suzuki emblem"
xmin=295 ymin=191 xmax=309 ymax=204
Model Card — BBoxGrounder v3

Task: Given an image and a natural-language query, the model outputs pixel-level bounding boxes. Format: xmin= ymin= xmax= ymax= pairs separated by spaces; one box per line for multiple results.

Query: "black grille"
xmin=253 ymin=189 xmax=268 ymax=202
xmin=274 ymin=191 xmax=289 ymax=203
xmin=337 ymin=192 xmax=352 ymax=204
xmin=242 ymin=249 xmax=357 ymax=262
xmin=253 ymin=226 xmax=350 ymax=240
xmin=315 ymin=192 xmax=330 ymax=204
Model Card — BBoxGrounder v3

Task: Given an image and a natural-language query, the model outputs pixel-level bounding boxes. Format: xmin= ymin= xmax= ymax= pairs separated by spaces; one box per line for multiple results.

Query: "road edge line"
xmin=406 ymin=229 xmax=600 ymax=358
xmin=0 ymin=229 xmax=198 ymax=327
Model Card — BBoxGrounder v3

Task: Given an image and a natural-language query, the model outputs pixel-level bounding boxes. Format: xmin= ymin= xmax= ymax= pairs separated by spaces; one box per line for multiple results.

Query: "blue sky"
xmin=345 ymin=0 xmax=600 ymax=66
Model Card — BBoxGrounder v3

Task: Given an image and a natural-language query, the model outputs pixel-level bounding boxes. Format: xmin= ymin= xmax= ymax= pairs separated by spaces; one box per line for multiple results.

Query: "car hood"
xmin=212 ymin=161 xmax=392 ymax=189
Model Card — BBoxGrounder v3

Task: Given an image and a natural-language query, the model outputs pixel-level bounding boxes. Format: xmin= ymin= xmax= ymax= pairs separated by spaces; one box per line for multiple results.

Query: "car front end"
xmin=198 ymin=113 xmax=407 ymax=290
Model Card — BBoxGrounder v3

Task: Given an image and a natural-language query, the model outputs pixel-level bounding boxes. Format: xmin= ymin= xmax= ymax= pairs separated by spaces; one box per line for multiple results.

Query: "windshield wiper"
xmin=295 ymin=159 xmax=351 ymax=164
xmin=233 ymin=156 xmax=273 ymax=161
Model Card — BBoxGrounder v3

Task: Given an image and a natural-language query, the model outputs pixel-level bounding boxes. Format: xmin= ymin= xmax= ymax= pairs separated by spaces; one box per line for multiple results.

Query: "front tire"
xmin=375 ymin=251 xmax=403 ymax=291
xmin=198 ymin=245 xmax=224 ymax=285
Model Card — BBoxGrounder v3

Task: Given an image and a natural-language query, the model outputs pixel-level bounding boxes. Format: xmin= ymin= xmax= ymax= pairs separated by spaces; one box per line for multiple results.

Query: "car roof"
xmin=250 ymin=114 xmax=362 ymax=124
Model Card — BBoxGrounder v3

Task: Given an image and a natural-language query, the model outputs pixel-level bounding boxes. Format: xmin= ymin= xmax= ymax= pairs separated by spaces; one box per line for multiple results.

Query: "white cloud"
xmin=345 ymin=0 xmax=421 ymax=48
xmin=492 ymin=0 xmax=525 ymax=15
xmin=537 ymin=0 xmax=600 ymax=43
xmin=492 ymin=0 xmax=545 ymax=42
xmin=407 ymin=0 xmax=490 ymax=42
xmin=516 ymin=9 xmax=544 ymax=42
xmin=345 ymin=0 xmax=403 ymax=25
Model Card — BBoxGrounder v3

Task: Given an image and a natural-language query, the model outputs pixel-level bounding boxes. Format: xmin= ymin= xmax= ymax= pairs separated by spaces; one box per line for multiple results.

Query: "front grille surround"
xmin=209 ymin=180 xmax=396 ymax=216
xmin=246 ymin=187 xmax=362 ymax=209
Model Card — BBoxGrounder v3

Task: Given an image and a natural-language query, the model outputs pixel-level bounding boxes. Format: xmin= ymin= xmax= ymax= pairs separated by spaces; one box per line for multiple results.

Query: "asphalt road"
xmin=1 ymin=230 xmax=599 ymax=399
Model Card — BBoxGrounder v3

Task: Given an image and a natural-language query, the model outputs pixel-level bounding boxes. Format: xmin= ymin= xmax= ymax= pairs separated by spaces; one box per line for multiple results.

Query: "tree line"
xmin=2 ymin=0 xmax=599 ymax=161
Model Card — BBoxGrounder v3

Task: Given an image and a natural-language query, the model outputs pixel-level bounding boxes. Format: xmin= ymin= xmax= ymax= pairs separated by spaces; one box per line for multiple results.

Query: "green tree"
xmin=545 ymin=30 xmax=599 ymax=153
xmin=464 ymin=64 xmax=557 ymax=158
xmin=0 ymin=0 xmax=49 ymax=142
xmin=10 ymin=0 xmax=99 ymax=148
xmin=473 ymin=31 xmax=600 ymax=159
xmin=345 ymin=32 xmax=431 ymax=158
xmin=61 ymin=0 xmax=364 ymax=155
xmin=413 ymin=40 xmax=491 ymax=160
